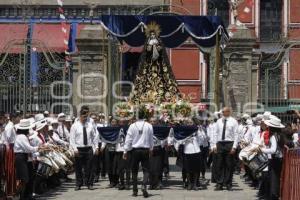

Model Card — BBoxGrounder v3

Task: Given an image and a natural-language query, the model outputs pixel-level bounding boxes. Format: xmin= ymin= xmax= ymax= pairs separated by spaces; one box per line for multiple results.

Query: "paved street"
xmin=38 ymin=158 xmax=257 ymax=200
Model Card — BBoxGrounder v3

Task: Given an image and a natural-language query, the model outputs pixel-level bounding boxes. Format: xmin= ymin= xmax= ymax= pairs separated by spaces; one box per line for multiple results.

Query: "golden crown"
xmin=145 ymin=21 xmax=161 ymax=37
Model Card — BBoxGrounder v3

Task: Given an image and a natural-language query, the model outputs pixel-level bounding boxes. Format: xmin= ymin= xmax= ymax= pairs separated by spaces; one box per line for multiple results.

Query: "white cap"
xmin=44 ymin=111 xmax=49 ymax=115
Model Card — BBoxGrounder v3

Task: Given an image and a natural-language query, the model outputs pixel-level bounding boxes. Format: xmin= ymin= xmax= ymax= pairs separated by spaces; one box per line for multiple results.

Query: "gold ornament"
xmin=145 ymin=21 xmax=161 ymax=38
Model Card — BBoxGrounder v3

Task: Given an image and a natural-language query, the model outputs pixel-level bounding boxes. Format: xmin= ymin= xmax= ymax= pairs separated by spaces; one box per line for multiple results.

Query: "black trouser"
xmin=268 ymin=158 xmax=282 ymax=200
xmin=215 ymin=142 xmax=235 ymax=186
xmin=74 ymin=147 xmax=94 ymax=187
xmin=211 ymin=152 xmax=217 ymax=183
xmin=200 ymin=146 xmax=209 ymax=178
xmin=131 ymin=148 xmax=150 ymax=192
xmin=162 ymin=148 xmax=169 ymax=176
xmin=258 ymin=171 xmax=270 ymax=198
xmin=94 ymin=143 xmax=106 ymax=179
xmin=24 ymin=162 xmax=34 ymax=198
xmin=105 ymin=148 xmax=117 ymax=185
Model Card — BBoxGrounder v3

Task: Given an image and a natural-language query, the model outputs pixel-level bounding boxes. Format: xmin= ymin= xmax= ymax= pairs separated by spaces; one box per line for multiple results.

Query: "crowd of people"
xmin=0 ymin=106 xmax=300 ymax=200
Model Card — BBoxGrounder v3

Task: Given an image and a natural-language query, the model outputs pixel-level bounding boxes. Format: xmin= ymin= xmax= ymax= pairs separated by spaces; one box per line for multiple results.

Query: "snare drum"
xmin=36 ymin=159 xmax=52 ymax=177
xmin=247 ymin=152 xmax=268 ymax=174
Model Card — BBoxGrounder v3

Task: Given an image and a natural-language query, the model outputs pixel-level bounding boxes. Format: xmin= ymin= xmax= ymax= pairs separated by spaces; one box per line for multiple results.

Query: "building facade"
xmin=0 ymin=0 xmax=299 ymax=116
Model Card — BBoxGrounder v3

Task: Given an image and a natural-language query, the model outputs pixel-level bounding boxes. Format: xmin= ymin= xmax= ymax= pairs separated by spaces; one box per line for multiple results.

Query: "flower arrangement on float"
xmin=113 ymin=98 xmax=195 ymax=123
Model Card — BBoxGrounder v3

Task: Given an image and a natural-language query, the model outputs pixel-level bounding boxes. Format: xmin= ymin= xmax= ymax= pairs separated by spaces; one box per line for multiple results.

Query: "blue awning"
xmin=100 ymin=15 xmax=228 ymax=48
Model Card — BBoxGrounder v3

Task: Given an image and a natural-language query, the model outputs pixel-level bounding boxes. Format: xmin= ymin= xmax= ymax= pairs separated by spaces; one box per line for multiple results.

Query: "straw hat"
xmin=246 ymin=119 xmax=253 ymax=125
xmin=50 ymin=118 xmax=59 ymax=125
xmin=34 ymin=113 xmax=47 ymax=131
xmin=242 ymin=113 xmax=250 ymax=119
xmin=15 ymin=119 xmax=33 ymax=130
xmin=264 ymin=115 xmax=285 ymax=129
xmin=57 ymin=113 xmax=66 ymax=119
xmin=65 ymin=115 xmax=73 ymax=122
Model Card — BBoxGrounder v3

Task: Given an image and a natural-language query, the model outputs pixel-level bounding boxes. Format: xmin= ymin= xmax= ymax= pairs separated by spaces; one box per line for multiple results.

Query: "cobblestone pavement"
xmin=38 ymin=158 xmax=257 ymax=200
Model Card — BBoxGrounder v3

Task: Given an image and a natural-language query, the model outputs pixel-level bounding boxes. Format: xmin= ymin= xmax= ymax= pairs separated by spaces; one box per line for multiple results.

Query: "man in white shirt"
xmin=57 ymin=113 xmax=70 ymax=142
xmin=123 ymin=108 xmax=154 ymax=198
xmin=1 ymin=113 xmax=20 ymax=146
xmin=213 ymin=107 xmax=239 ymax=191
xmin=70 ymin=107 xmax=99 ymax=191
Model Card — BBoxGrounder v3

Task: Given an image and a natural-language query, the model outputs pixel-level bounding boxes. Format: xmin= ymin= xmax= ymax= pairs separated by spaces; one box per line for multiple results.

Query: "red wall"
xmin=172 ymin=49 xmax=200 ymax=80
xmin=171 ymin=0 xmax=202 ymax=103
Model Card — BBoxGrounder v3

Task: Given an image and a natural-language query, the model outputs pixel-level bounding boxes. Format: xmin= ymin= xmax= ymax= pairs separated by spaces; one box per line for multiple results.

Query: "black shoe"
xmin=65 ymin=177 xmax=72 ymax=182
xmin=226 ymin=185 xmax=233 ymax=191
xmin=132 ymin=191 xmax=138 ymax=197
xmin=142 ymin=189 xmax=149 ymax=198
xmin=74 ymin=186 xmax=81 ymax=191
xmin=118 ymin=185 xmax=125 ymax=190
xmin=107 ymin=183 xmax=114 ymax=188
xmin=88 ymin=185 xmax=94 ymax=190
xmin=192 ymin=186 xmax=198 ymax=191
xmin=214 ymin=184 xmax=223 ymax=191
xmin=125 ymin=184 xmax=130 ymax=190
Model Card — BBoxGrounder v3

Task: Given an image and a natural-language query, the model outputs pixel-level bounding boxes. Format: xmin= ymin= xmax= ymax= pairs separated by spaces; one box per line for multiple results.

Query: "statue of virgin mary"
xmin=130 ymin=22 xmax=179 ymax=104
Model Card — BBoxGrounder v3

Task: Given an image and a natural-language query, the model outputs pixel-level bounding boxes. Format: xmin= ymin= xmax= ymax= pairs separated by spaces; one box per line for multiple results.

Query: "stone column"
xmin=222 ymin=25 xmax=260 ymax=115
xmin=72 ymin=25 xmax=109 ymax=115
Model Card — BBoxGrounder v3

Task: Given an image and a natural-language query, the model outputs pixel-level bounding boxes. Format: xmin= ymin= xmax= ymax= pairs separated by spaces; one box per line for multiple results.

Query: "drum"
xmin=239 ymin=143 xmax=258 ymax=161
xmin=36 ymin=157 xmax=53 ymax=177
xmin=248 ymin=152 xmax=268 ymax=174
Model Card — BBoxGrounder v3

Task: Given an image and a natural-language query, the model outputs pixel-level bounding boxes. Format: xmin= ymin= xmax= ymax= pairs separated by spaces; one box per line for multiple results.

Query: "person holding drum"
xmin=213 ymin=107 xmax=239 ymax=191
xmin=14 ymin=119 xmax=43 ymax=200
xmin=257 ymin=115 xmax=285 ymax=200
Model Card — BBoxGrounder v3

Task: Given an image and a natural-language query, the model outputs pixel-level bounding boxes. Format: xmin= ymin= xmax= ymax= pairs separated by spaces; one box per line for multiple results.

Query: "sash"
xmin=173 ymin=125 xmax=198 ymax=141
xmin=98 ymin=127 xmax=122 ymax=144
xmin=153 ymin=126 xmax=171 ymax=140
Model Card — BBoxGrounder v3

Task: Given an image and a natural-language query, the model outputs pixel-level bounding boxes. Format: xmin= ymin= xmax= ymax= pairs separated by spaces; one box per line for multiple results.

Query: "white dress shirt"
xmin=2 ymin=121 xmax=16 ymax=144
xmin=207 ymin=122 xmax=216 ymax=149
xmin=57 ymin=123 xmax=70 ymax=141
xmin=198 ymin=126 xmax=209 ymax=147
xmin=251 ymin=126 xmax=263 ymax=145
xmin=70 ymin=120 xmax=99 ymax=153
xmin=124 ymin=120 xmax=154 ymax=153
xmin=116 ymin=129 xmax=127 ymax=152
xmin=50 ymin=131 xmax=68 ymax=146
xmin=261 ymin=135 xmax=282 ymax=159
xmin=14 ymin=134 xmax=38 ymax=153
xmin=213 ymin=117 xmax=239 ymax=149
xmin=183 ymin=133 xmax=201 ymax=154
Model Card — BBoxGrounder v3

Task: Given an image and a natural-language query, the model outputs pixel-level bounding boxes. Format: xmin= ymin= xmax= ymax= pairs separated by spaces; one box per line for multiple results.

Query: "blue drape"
xmin=173 ymin=126 xmax=198 ymax=140
xmin=153 ymin=126 xmax=171 ymax=140
xmin=98 ymin=127 xmax=121 ymax=143
xmin=100 ymin=15 xmax=228 ymax=48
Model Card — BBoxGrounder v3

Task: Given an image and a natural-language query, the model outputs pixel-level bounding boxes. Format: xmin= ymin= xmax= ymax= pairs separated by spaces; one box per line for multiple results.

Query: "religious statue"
xmin=229 ymin=0 xmax=245 ymax=25
xmin=130 ymin=22 xmax=179 ymax=104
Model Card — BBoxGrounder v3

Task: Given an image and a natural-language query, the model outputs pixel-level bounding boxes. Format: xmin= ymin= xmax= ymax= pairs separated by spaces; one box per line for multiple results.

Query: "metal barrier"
xmin=280 ymin=147 xmax=300 ymax=200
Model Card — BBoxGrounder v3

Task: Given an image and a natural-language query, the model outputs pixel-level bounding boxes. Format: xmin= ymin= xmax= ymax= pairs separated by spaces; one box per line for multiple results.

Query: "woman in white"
xmin=258 ymin=115 xmax=285 ymax=200
xmin=14 ymin=119 xmax=42 ymax=200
